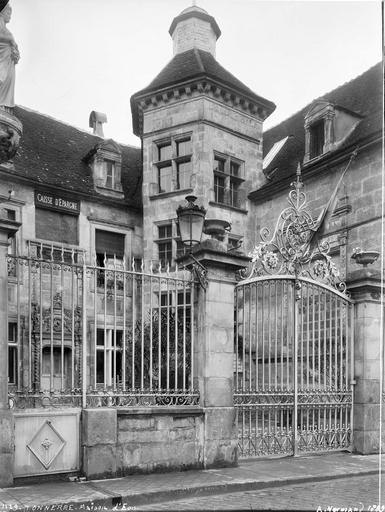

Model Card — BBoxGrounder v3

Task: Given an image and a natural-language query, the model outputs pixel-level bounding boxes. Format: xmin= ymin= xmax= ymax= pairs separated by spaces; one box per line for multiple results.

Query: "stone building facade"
xmin=0 ymin=3 xmax=383 ymax=485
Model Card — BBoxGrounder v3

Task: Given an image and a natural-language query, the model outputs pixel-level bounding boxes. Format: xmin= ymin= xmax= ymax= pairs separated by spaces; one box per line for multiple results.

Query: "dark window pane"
xmin=105 ymin=160 xmax=115 ymax=188
xmin=114 ymin=330 xmax=123 ymax=348
xmin=5 ymin=209 xmax=16 ymax=220
xmin=8 ymin=346 xmax=17 ymax=384
xmin=97 ymin=329 xmax=104 ymax=346
xmin=176 ymin=239 xmax=186 ymax=258
xmin=230 ymin=161 xmax=240 ymax=177
xmin=158 ymin=143 xmax=172 ymax=161
xmin=113 ymin=352 xmax=122 ymax=383
xmin=159 ymin=241 xmax=172 ymax=266
xmin=177 ymin=161 xmax=191 ymax=189
xmin=310 ymin=120 xmax=325 ymax=159
xmin=161 ymin=292 xmax=171 ymax=307
xmin=214 ymin=174 xmax=225 ymax=203
xmin=95 ymin=230 xmax=125 ymax=259
xmin=177 ymin=291 xmax=191 ymax=305
xmin=214 ymin=157 xmax=225 ymax=173
xmin=158 ymin=165 xmax=172 ymax=193
xmin=158 ymin=224 xmax=172 ymax=239
xmin=96 ymin=351 xmax=105 ymax=384
xmin=176 ymin=139 xmax=192 ymax=157
xmin=230 ymin=179 xmax=239 ymax=207
xmin=8 ymin=322 xmax=16 ymax=342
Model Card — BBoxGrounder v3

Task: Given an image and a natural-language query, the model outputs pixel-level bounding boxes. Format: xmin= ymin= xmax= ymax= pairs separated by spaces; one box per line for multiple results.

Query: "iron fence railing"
xmin=7 ymin=254 xmax=198 ymax=408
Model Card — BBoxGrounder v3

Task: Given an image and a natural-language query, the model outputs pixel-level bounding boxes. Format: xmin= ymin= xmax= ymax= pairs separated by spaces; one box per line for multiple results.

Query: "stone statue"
xmin=0 ymin=0 xmax=19 ymax=109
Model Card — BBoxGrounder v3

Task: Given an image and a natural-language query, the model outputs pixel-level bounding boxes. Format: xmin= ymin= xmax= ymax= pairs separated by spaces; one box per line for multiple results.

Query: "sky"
xmin=9 ymin=0 xmax=382 ymax=147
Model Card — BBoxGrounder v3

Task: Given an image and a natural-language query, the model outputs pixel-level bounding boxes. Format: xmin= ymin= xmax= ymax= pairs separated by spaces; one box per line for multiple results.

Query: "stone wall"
xmin=82 ymin=407 xmax=205 ymax=479
xmin=117 ymin=408 xmax=204 ymax=475
xmin=141 ymin=93 xmax=263 ymax=264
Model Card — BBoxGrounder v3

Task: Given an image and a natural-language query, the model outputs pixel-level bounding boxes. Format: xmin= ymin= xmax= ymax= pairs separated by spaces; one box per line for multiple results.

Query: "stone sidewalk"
xmin=0 ymin=452 xmax=383 ymax=511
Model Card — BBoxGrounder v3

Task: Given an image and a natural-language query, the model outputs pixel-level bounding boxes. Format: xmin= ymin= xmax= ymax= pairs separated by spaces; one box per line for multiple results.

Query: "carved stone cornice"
xmin=134 ymin=78 xmax=271 ymax=136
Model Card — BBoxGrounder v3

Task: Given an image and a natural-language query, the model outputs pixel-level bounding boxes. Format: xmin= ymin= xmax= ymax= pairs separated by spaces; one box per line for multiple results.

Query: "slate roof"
xmin=4 ymin=106 xmax=142 ymax=209
xmin=252 ymin=62 xmax=382 ymax=199
xmin=131 ymin=48 xmax=276 ymax=135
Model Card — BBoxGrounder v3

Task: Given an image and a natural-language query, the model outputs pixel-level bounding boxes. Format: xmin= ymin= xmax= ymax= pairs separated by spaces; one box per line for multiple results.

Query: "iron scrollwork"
xmin=243 ymin=164 xmax=347 ymax=294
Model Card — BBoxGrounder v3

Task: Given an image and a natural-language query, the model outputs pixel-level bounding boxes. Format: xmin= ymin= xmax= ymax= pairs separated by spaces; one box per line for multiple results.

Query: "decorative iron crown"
xmin=245 ymin=163 xmax=347 ymax=293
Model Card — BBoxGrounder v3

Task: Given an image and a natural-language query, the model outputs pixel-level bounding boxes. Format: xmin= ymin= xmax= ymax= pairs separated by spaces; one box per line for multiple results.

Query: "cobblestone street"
xmin=137 ymin=475 xmax=384 ymax=511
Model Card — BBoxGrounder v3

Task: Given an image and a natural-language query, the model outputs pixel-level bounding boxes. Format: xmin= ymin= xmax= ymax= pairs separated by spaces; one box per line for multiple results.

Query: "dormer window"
xmin=83 ymin=139 xmax=124 ymax=198
xmin=309 ymin=119 xmax=325 ymax=159
xmin=304 ymin=101 xmax=362 ymax=164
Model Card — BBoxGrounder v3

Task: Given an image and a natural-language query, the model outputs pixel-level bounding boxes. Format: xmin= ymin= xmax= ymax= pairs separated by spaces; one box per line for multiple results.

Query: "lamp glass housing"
xmin=177 ymin=196 xmax=206 ymax=250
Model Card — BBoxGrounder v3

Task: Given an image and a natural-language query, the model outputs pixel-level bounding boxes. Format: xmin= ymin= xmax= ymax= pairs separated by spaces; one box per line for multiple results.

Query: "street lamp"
xmin=176 ymin=195 xmax=206 ymax=250
xmin=176 ymin=195 xmax=207 ymax=288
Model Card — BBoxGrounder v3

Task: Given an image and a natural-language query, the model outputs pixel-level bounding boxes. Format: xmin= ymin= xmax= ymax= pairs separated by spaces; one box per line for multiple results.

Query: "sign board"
xmin=35 ymin=191 xmax=80 ymax=215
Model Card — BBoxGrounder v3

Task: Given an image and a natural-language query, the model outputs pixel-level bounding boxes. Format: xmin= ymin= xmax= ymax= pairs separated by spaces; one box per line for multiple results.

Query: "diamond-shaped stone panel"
xmin=27 ymin=420 xmax=66 ymax=470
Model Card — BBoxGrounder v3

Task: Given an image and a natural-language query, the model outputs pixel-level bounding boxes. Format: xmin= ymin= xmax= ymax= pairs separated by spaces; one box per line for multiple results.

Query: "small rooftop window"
xmin=263 ymin=136 xmax=288 ymax=170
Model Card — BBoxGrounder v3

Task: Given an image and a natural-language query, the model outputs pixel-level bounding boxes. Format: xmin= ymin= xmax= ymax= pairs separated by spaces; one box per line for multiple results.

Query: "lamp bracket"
xmin=189 ymin=253 xmax=208 ymax=289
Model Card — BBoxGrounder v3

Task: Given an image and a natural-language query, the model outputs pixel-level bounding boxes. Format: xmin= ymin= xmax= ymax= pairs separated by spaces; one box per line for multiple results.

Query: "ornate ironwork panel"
xmin=235 ymin=167 xmax=353 ymax=458
xmin=234 ymin=276 xmax=353 ymax=457
xmin=7 ymin=252 xmax=198 ymax=409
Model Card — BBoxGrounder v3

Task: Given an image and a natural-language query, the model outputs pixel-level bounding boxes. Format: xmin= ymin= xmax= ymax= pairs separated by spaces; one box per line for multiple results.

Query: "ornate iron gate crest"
xmin=235 ymin=165 xmax=353 ymax=458
xmin=244 ymin=164 xmax=346 ymax=294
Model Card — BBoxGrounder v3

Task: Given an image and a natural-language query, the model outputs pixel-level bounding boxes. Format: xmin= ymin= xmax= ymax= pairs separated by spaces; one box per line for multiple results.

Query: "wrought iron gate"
xmin=234 ymin=166 xmax=354 ymax=457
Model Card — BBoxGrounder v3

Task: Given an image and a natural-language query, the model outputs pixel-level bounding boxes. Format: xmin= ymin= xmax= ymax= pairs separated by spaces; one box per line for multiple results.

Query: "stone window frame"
xmin=153 ymin=132 xmax=193 ymax=195
xmin=304 ymin=102 xmax=335 ymax=163
xmin=213 ymin=151 xmax=245 ymax=209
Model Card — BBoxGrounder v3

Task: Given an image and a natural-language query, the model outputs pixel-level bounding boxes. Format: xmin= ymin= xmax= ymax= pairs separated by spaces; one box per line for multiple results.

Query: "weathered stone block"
xmin=0 ymin=453 xmax=13 ymax=487
xmin=202 ymin=377 xmax=233 ymax=407
xmin=206 ymin=327 xmax=233 ymax=353
xmin=204 ymin=439 xmax=238 ymax=468
xmin=170 ymin=426 xmax=196 ymax=441
xmin=205 ymin=352 xmax=234 ymax=378
xmin=82 ymin=408 xmax=117 ymax=447
xmin=119 ymin=416 xmax=155 ymax=431
xmin=204 ymin=407 xmax=236 ymax=440
xmin=172 ymin=416 xmax=195 ymax=428
xmin=354 ymin=403 xmax=381 ymax=430
xmin=353 ymin=429 xmax=380 ymax=455
xmin=118 ymin=427 xmax=168 ymax=444
xmin=0 ymin=410 xmax=14 ymax=487
xmin=83 ymin=444 xmax=117 ymax=479
xmin=354 ymin=379 xmax=381 ymax=404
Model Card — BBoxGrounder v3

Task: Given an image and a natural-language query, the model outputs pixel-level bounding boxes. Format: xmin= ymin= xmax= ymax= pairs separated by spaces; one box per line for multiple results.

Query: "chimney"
xmin=169 ymin=5 xmax=221 ymax=57
xmin=89 ymin=111 xmax=107 ymax=137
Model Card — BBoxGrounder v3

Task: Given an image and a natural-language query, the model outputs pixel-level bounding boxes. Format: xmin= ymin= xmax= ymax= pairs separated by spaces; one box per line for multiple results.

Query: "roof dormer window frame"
xmin=304 ymin=102 xmax=335 ymax=164
xmin=85 ymin=139 xmax=124 ymax=197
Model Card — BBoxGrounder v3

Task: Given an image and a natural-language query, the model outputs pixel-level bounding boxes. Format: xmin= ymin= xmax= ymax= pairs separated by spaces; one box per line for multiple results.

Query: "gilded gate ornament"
xmin=245 ymin=163 xmax=347 ymax=294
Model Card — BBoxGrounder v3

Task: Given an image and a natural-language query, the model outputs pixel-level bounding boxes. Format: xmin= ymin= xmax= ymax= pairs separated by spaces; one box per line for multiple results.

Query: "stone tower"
xmin=131 ymin=5 xmax=275 ymax=267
